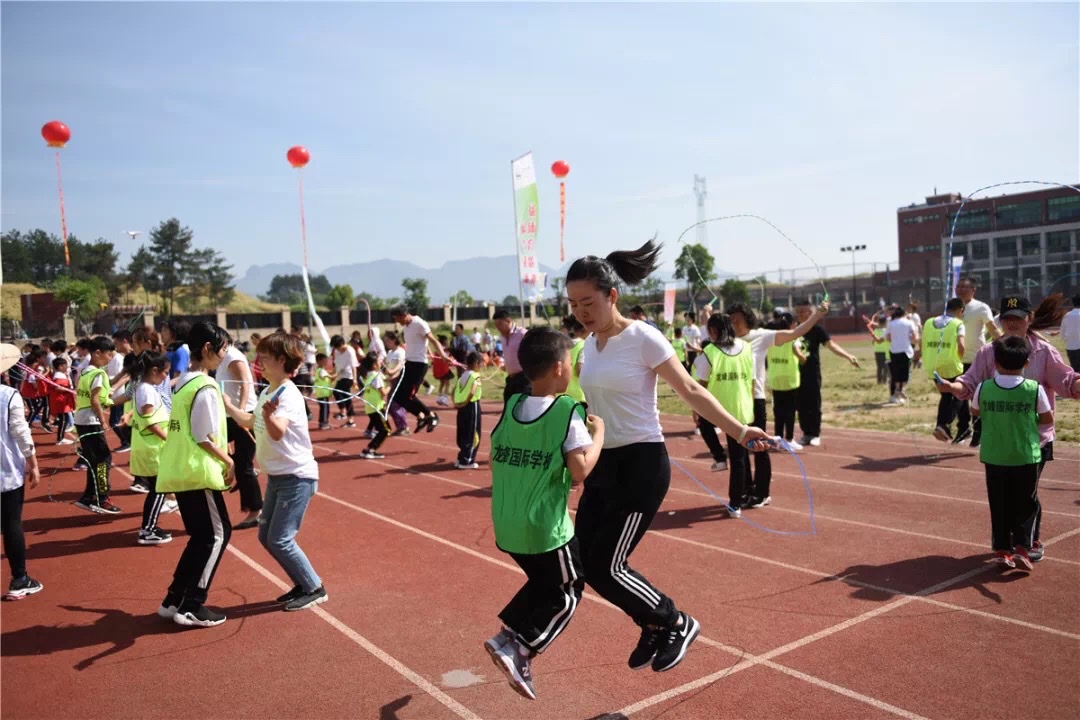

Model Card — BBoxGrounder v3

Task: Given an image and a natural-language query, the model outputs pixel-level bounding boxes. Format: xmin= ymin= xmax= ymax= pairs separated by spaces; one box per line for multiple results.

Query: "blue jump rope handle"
xmin=269 ymin=385 xmax=287 ymax=403
xmin=933 ymin=371 xmax=944 ymax=385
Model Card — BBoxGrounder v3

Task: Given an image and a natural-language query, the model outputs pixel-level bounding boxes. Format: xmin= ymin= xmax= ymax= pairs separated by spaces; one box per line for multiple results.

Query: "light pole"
xmin=840 ymin=245 xmax=866 ymax=330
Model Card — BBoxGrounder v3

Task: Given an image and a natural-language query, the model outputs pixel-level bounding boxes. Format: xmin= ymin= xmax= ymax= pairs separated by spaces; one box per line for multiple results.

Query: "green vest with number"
xmin=75 ymin=366 xmax=112 ymax=413
xmin=157 ymin=374 xmax=229 ymax=493
xmin=361 ymin=371 xmax=384 ymax=413
xmin=490 ymin=394 xmax=584 ymax=554
xmin=872 ymin=327 xmax=890 ymax=360
xmin=565 ymin=339 xmax=586 ymax=403
xmin=703 ymin=341 xmax=754 ymax=424
xmin=453 ymin=371 xmax=482 ymax=404
xmin=766 ymin=342 xmax=801 ymax=392
xmin=978 ymin=379 xmax=1042 ymax=466
xmin=130 ymin=388 xmax=170 ymax=477
xmin=921 ymin=317 xmax=963 ymax=379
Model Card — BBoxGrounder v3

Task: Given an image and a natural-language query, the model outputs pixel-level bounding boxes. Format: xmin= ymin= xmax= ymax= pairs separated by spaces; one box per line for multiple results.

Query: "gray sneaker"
xmin=490 ymin=637 xmax=536 ymax=700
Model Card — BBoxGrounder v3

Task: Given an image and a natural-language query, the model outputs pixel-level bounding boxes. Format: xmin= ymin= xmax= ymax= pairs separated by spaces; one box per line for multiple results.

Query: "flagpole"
xmin=511 ymin=157 xmax=525 ymax=320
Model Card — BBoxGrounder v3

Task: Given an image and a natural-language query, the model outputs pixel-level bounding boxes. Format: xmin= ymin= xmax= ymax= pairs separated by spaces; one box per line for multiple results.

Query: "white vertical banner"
xmin=663 ymin=282 xmax=677 ymax=324
xmin=512 ymin=152 xmax=541 ymax=307
xmin=950 ymin=255 xmax=964 ymax=298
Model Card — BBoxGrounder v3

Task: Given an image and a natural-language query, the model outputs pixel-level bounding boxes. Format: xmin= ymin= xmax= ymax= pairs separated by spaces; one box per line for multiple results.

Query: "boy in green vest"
xmin=73 ymin=336 xmax=120 ymax=515
xmin=969 ymin=336 xmax=1053 ymax=570
xmin=923 ymin=299 xmax=966 ymax=442
xmin=453 ymin=351 xmax=484 ymax=469
xmin=484 ymin=327 xmax=604 ymax=701
xmin=313 ymin=352 xmax=334 ymax=430
xmin=671 ymin=327 xmax=687 ymax=369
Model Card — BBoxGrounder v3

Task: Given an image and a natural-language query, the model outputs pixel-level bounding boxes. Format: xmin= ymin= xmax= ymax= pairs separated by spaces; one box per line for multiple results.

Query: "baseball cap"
xmin=998 ymin=295 xmax=1032 ymax=319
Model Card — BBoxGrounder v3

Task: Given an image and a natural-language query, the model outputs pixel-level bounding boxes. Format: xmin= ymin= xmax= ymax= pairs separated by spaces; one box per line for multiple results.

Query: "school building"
xmin=896 ymin=185 xmax=1080 ymax=302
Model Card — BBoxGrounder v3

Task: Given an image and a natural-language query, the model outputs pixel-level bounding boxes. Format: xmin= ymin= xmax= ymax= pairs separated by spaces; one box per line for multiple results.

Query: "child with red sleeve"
xmin=49 ymin=357 xmax=76 ymax=445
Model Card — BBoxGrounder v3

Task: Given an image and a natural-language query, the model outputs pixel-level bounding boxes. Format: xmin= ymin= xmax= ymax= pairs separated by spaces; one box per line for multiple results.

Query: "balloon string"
xmin=559 ymin=181 xmax=566 ymax=263
xmin=56 ymin=150 xmax=69 ymax=267
xmin=298 ymin=172 xmax=308 ymax=268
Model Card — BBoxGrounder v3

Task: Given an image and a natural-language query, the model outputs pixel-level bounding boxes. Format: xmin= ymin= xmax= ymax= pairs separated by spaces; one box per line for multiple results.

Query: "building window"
xmin=950 ymin=241 xmax=968 ymax=259
xmin=1021 ymin=234 xmax=1041 ymax=256
xmin=1020 ymin=266 xmax=1042 ymax=295
xmin=948 ymin=208 xmax=991 ymax=233
xmin=996 ymin=236 xmax=1017 ymax=258
xmin=901 ymin=213 xmax=941 ymax=225
xmin=1046 ymin=230 xmax=1072 ymax=254
xmin=996 ymin=201 xmax=1043 ymax=227
xmin=1046 ymin=264 xmax=1070 ymax=288
xmin=971 ymin=239 xmax=989 ymax=260
xmin=1048 ymin=196 xmax=1080 ymax=222
xmin=903 ymin=244 xmax=941 ymax=254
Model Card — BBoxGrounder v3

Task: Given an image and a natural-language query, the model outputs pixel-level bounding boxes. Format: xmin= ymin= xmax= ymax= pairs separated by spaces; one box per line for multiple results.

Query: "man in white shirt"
xmin=390 ymin=306 xmax=451 ymax=432
xmin=682 ymin=313 xmax=703 ymax=371
xmin=1063 ymin=294 xmax=1080 ymax=371
xmin=954 ymin=276 xmax=1001 ymax=445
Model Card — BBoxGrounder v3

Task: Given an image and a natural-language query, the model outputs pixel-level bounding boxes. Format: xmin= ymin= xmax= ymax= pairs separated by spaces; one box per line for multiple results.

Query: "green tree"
xmin=720 ymin=278 xmax=751 ymax=306
xmin=263 ymin=273 xmax=332 ymax=305
xmin=180 ymin=248 xmax=236 ymax=311
xmin=123 ymin=245 xmax=156 ymax=305
xmin=401 ymin=277 xmax=430 ymax=312
xmin=449 ymin=289 xmax=474 ymax=307
xmin=52 ymin=276 xmax=107 ymax=322
xmin=674 ymin=243 xmax=716 ymax=310
xmin=500 ymin=294 xmax=520 ymax=306
xmin=148 ymin=218 xmax=195 ymax=316
xmin=325 ymin=283 xmax=355 ymax=309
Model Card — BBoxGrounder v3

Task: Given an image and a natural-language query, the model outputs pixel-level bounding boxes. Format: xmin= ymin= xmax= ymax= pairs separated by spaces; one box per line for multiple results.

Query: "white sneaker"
xmin=455 ymin=462 xmax=480 ymax=470
xmin=784 ymin=440 xmax=804 ymax=451
xmin=57 ymin=438 xmax=75 ymax=446
xmin=436 ymin=395 xmax=449 ymax=406
xmin=808 ymin=437 xmax=821 ymax=447
xmin=710 ymin=460 xmax=728 ymax=471
xmin=727 ymin=506 xmax=742 ymax=519
xmin=160 ymin=499 xmax=179 ymax=514
xmin=694 ymin=428 xmax=701 ymax=435
xmin=747 ymin=496 xmax=772 ymax=509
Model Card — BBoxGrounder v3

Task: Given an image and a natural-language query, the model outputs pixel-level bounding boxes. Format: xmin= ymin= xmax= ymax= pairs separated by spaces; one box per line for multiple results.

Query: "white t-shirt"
xmin=333 ymin=346 xmax=359 ymax=381
xmin=1061 ymin=308 xmax=1080 ymax=351
xmin=73 ymin=371 xmax=105 ymax=425
xmin=367 ymin=335 xmax=387 ymax=363
xmin=177 ymin=372 xmax=224 ymax=444
xmin=135 ymin=382 xmax=163 ymax=413
xmin=218 ymin=346 xmax=257 ymax=411
xmin=972 ymin=375 xmax=1051 ymax=415
xmin=384 ymin=347 xmax=406 ymax=375
xmin=106 ymin=352 xmax=125 ymax=380
xmin=302 ymin=342 xmax=316 ymax=369
xmin=511 ymin=396 xmax=593 ymax=455
xmin=403 ymin=316 xmax=433 ymax=363
xmin=254 ymin=382 xmax=319 ymax=479
xmin=962 ymin=298 xmax=995 ymax=363
xmin=471 ymin=331 xmax=482 ymax=347
xmin=744 ymin=328 xmax=778 ymax=400
xmin=683 ymin=324 xmax=702 ymax=351
xmin=887 ymin=318 xmax=918 ymax=358
xmin=908 ymin=313 xmax=922 ymax=328
xmin=578 ymin=321 xmax=674 ymax=448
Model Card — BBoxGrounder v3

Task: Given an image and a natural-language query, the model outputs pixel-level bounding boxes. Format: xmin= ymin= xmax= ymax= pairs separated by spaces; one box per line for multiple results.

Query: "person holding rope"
xmin=793 ymin=299 xmax=860 ymax=447
xmin=389 ymin=306 xmax=450 ymax=433
xmin=953 ymin=276 xmax=1002 ymax=446
xmin=566 ymin=240 xmax=772 ymax=673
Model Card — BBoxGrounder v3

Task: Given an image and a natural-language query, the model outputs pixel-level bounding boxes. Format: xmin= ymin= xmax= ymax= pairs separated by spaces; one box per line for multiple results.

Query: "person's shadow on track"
xmin=822 ymin=554 xmax=1025 ymax=604
xmin=1 ymin=598 xmax=281 ymax=670
xmin=841 ymin=452 xmax=969 ymax=472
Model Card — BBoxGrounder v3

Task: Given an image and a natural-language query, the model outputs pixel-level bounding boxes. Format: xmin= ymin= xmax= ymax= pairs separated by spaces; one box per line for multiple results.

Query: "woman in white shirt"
xmin=886 ymin=307 xmax=919 ymax=403
xmin=224 ymin=332 xmax=326 ymax=612
xmin=566 ymin=240 xmax=771 ymax=674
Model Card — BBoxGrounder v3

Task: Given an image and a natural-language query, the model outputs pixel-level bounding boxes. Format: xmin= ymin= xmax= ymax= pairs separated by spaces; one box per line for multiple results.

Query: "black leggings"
xmin=226 ymin=417 xmax=262 ymax=512
xmin=365 ymin=412 xmax=389 ymax=451
xmin=139 ymin=475 xmax=166 ymax=532
xmin=1 ymin=486 xmax=27 ymax=580
xmin=772 ymin=389 xmax=798 ymax=441
xmin=334 ymin=378 xmax=356 ymax=417
xmin=389 ymin=361 xmax=431 ymax=418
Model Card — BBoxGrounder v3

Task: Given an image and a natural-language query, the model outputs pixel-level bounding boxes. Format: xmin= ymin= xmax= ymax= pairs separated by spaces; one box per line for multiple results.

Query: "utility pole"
xmin=693 ymin=175 xmax=708 ymax=250
xmin=840 ymin=245 xmax=866 ymax=331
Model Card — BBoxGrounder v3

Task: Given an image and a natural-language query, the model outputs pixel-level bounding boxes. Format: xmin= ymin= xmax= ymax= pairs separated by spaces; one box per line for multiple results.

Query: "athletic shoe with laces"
xmin=284 ymin=586 xmax=328 ymax=612
xmin=628 ymin=625 xmax=664 ymax=670
xmin=276 ymin=585 xmax=305 ymax=603
xmin=157 ymin=592 xmax=182 ymax=619
xmin=652 ymin=612 xmax=701 ymax=672
xmin=490 ymin=638 xmax=536 ymax=700
xmin=1029 ymin=541 xmax=1044 ymax=563
xmin=747 ymin=496 xmax=772 ymax=509
xmin=455 ymin=462 xmax=480 ymax=470
xmin=710 ymin=460 xmax=728 ymax=471
xmin=426 ymin=413 xmax=439 ymax=432
xmin=129 ymin=479 xmax=150 ymax=493
xmin=785 ymin=440 xmax=804 ymax=451
xmin=138 ymin=528 xmax=172 ymax=545
xmin=727 ymin=506 xmax=742 ymax=519
xmin=57 ymin=438 xmax=75 ymax=446
xmin=74 ymin=499 xmax=97 ymax=513
xmin=173 ymin=603 xmax=227 ymax=628
xmin=114 ymin=444 xmax=131 ymax=454
xmin=1013 ymin=547 xmax=1034 ymax=571
xmin=391 ymin=428 xmax=412 ymax=437
xmin=343 ymin=421 xmax=356 ymax=428
xmin=360 ymin=449 xmax=385 ymax=459
xmin=808 ymin=437 xmax=821 ymax=447
xmin=933 ymin=427 xmax=951 ymax=443
xmin=96 ymin=500 xmax=122 ymax=515
xmin=160 ymin=499 xmax=179 ymax=514
xmin=5 ymin=575 xmax=43 ymax=600
xmin=995 ymin=551 xmax=1016 ymax=568
xmin=484 ymin=628 xmax=513 ymax=657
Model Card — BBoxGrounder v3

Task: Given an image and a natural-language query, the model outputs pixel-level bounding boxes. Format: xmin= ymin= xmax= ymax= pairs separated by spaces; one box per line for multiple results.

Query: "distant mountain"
xmin=236 ymin=255 xmax=693 ymax=305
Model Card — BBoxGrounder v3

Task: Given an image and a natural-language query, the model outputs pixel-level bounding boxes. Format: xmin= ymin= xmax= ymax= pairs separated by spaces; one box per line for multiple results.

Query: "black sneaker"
xmin=628 ymin=624 xmax=664 ymax=670
xmin=5 ymin=575 xmax=43 ymax=600
xmin=137 ymin=528 xmax=172 ymax=545
xmin=952 ymin=427 xmax=973 ymax=445
xmin=360 ymin=449 xmax=385 ymax=459
xmin=157 ymin=591 xmax=182 ymax=619
xmin=173 ymin=603 xmax=226 ymax=628
xmin=284 ymin=586 xmax=328 ymax=612
xmin=276 ymin=585 xmax=304 ymax=603
xmin=426 ymin=412 xmax=439 ymax=432
xmin=652 ymin=612 xmax=701 ymax=672
xmin=415 ymin=415 xmax=431 ymax=433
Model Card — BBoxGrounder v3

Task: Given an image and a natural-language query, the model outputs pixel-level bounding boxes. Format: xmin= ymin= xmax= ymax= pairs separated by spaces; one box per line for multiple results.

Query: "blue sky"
xmin=2 ymin=1 xmax=1077 ymax=284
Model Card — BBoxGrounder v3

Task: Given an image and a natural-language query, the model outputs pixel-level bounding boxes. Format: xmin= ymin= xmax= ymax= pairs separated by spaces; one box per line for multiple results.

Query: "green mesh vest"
xmin=978 ymin=378 xmax=1042 ymax=466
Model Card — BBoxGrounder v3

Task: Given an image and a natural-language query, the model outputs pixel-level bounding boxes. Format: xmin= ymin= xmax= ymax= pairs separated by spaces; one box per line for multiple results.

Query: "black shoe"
xmin=952 ymin=427 xmax=973 ymax=445
xmin=5 ymin=575 xmax=43 ymax=600
xmin=628 ymin=624 xmax=664 ymax=670
xmin=415 ymin=415 xmax=431 ymax=433
xmin=652 ymin=612 xmax=701 ymax=672
xmin=173 ymin=603 xmax=226 ymax=628
xmin=426 ymin=412 xmax=439 ymax=432
xmin=284 ymin=586 xmax=328 ymax=612
xmin=276 ymin=585 xmax=304 ymax=603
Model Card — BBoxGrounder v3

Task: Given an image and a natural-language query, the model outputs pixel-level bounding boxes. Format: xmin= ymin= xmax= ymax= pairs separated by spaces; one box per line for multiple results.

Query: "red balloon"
xmin=42 ymin=121 xmax=71 ymax=148
xmin=287 ymin=145 xmax=310 ymax=168
xmin=551 ymin=160 xmax=570 ymax=179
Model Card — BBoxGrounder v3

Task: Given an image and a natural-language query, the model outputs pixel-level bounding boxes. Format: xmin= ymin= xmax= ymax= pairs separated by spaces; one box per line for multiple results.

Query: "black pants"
xmin=726 ymin=436 xmax=752 ymax=509
xmin=1034 ymin=442 xmax=1053 ymax=544
xmin=935 ymin=376 xmax=961 ymax=432
xmin=796 ymin=368 xmax=822 ymax=438
xmin=138 ymin=476 xmax=166 ymax=532
xmin=109 ymin=404 xmax=131 ymax=447
xmin=503 ymin=372 xmax=532 ymax=404
xmin=76 ymin=424 xmax=112 ymax=503
xmin=456 ymin=401 xmax=481 ymax=465
xmin=317 ymin=397 xmax=330 ymax=426
xmin=984 ymin=463 xmax=1040 ymax=552
xmin=500 ymin=538 xmax=585 ymax=655
xmin=168 ymin=489 xmax=232 ymax=608
xmin=874 ymin=353 xmax=890 ymax=384
xmin=1068 ymin=348 xmax=1080 ymax=372
xmin=55 ymin=411 xmax=72 ymax=443
xmin=1 ymin=486 xmax=27 ymax=580
xmin=749 ymin=398 xmax=771 ymax=501
xmin=575 ymin=443 xmax=678 ymax=628
xmin=365 ymin=412 xmax=389 ymax=451
xmin=889 ymin=354 xmax=910 ymax=386
xmin=226 ymin=417 xmax=262 ymax=512
xmin=698 ymin=417 xmax=728 ymax=464
xmin=772 ymin=390 xmax=798 ymax=441
xmin=390 ymin=361 xmax=431 ymax=418
xmin=334 ymin=378 xmax=356 ymax=417
xmin=956 ymin=362 xmax=980 ymax=442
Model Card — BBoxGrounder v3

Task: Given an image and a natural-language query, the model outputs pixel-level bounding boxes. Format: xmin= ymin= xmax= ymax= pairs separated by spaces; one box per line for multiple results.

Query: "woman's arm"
xmin=222 ymin=394 xmax=256 ymax=430
xmin=197 ymin=440 xmax=235 ymax=484
xmin=654 ymin=356 xmax=769 ymax=447
xmin=775 ymin=302 xmax=828 ymax=345
xmin=147 ymin=422 xmax=168 ymax=441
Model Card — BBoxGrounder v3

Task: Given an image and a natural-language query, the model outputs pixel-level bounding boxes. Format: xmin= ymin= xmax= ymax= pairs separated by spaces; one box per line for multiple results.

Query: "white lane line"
xmin=110 ymin=464 xmax=481 ymax=720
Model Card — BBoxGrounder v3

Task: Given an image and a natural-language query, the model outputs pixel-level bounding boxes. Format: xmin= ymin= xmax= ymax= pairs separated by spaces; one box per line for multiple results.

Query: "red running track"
xmin=2 ymin=399 xmax=1078 ymax=719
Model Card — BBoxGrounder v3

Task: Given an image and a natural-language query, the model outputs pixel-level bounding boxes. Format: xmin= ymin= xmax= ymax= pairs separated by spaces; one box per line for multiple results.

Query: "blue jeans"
xmin=259 ymin=476 xmax=321 ymax=593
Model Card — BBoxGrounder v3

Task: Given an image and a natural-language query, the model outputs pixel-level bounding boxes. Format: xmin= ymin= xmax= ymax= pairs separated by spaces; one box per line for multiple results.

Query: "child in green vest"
xmin=485 ymin=327 xmax=604 ymax=701
xmin=923 ymin=298 xmax=966 ymax=442
xmin=865 ymin=314 xmax=890 ymax=385
xmin=453 ymin=351 xmax=484 ymax=469
xmin=313 ymin=352 xmax=335 ymax=430
xmin=129 ymin=351 xmax=173 ymax=545
xmin=156 ymin=321 xmax=235 ymax=629
xmin=970 ymin=336 xmax=1053 ymax=570
xmin=358 ymin=352 xmax=391 ymax=459
xmin=671 ymin=327 xmax=687 ymax=369
xmin=765 ymin=314 xmax=805 ymax=447
xmin=73 ymin=336 xmax=120 ymax=515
